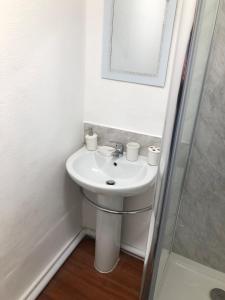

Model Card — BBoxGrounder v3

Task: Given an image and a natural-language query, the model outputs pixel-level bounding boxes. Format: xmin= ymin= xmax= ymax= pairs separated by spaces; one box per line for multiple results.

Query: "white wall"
xmin=83 ymin=0 xmax=196 ymax=254
xmin=0 ymin=1 xmax=85 ymax=299
xmin=84 ymin=0 xmax=181 ymax=137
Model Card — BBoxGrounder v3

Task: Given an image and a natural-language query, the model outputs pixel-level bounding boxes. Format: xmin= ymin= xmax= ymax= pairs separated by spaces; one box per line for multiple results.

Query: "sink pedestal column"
xmin=95 ymin=194 xmax=123 ymax=273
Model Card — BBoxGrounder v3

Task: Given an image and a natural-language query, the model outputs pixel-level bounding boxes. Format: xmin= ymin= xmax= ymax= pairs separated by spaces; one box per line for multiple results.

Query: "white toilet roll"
xmin=148 ymin=146 xmax=160 ymax=166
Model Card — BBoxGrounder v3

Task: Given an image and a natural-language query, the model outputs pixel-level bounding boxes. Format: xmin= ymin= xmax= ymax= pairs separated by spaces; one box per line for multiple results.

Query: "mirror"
xmin=102 ymin=0 xmax=177 ymax=87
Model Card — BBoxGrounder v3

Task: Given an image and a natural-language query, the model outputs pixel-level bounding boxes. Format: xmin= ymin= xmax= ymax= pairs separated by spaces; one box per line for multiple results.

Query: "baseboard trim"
xmin=84 ymin=228 xmax=145 ymax=259
xmin=23 ymin=228 xmax=145 ymax=299
xmin=23 ymin=230 xmax=86 ymax=300
xmin=121 ymin=244 xmax=145 ymax=260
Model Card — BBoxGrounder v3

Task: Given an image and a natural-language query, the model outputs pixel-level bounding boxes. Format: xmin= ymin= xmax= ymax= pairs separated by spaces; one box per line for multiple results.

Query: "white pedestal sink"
xmin=95 ymin=194 xmax=123 ymax=272
xmin=66 ymin=146 xmax=157 ymax=273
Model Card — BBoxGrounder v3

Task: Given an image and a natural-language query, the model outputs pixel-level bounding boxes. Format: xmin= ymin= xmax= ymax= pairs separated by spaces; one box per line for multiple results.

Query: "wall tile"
xmin=84 ymin=122 xmax=161 ymax=156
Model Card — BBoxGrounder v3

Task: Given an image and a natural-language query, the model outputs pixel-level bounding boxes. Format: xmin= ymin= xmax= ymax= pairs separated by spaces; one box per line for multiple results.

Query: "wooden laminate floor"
xmin=37 ymin=238 xmax=144 ymax=300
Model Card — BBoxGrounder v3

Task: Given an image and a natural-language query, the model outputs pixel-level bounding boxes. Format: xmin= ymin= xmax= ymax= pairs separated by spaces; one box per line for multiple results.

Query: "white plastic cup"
xmin=126 ymin=142 xmax=140 ymax=162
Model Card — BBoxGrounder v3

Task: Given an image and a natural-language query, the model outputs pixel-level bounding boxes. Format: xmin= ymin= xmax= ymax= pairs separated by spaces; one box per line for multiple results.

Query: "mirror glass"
xmin=111 ymin=0 xmax=167 ymax=76
xmin=102 ymin=0 xmax=177 ymax=87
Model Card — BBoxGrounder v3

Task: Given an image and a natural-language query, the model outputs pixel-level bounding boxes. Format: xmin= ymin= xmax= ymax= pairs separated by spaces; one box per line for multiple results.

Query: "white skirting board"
xmin=22 ymin=230 xmax=86 ymax=300
xmin=22 ymin=228 xmax=145 ymax=300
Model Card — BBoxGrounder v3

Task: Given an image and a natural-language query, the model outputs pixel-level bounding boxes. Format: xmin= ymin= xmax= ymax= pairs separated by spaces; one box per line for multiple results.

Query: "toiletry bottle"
xmin=85 ymin=128 xmax=98 ymax=151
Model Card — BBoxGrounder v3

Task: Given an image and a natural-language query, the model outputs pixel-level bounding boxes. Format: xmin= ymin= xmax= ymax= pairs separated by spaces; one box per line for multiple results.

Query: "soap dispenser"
xmin=85 ymin=128 xmax=98 ymax=151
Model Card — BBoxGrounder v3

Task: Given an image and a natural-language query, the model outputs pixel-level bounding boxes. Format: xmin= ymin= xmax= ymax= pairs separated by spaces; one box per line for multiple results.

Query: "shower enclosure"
xmin=141 ymin=0 xmax=225 ymax=299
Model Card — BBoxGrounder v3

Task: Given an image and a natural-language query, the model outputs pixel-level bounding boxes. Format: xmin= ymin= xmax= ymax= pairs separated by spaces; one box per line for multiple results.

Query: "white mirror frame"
xmin=102 ymin=0 xmax=178 ymax=87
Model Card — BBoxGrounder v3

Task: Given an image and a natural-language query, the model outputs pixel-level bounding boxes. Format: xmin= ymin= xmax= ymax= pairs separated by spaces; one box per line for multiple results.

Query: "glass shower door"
xmin=142 ymin=0 xmax=221 ymax=299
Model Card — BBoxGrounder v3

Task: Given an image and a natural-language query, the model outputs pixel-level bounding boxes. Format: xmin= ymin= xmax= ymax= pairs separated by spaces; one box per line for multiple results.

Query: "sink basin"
xmin=66 ymin=146 xmax=158 ymax=273
xmin=66 ymin=146 xmax=157 ymax=197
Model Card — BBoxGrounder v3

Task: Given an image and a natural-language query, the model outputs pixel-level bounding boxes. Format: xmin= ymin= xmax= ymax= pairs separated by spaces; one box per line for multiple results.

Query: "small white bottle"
xmin=85 ymin=128 xmax=98 ymax=151
xmin=126 ymin=142 xmax=140 ymax=162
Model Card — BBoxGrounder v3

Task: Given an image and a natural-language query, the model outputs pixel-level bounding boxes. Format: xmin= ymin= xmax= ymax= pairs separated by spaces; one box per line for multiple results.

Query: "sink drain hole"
xmin=210 ymin=288 xmax=225 ymax=300
xmin=106 ymin=180 xmax=116 ymax=186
